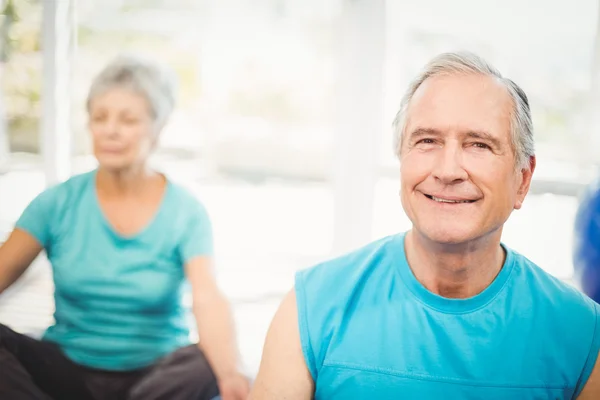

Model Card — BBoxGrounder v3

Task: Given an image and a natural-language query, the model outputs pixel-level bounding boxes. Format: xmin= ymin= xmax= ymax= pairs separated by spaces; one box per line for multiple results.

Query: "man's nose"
xmin=431 ymin=142 xmax=468 ymax=185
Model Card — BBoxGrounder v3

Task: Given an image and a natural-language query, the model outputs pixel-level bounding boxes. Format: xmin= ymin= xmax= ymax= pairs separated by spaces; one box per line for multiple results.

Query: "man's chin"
xmin=414 ymin=226 xmax=479 ymax=246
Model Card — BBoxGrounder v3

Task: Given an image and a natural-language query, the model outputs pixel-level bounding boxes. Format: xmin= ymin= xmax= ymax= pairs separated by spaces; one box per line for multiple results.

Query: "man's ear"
xmin=514 ymin=155 xmax=536 ymax=210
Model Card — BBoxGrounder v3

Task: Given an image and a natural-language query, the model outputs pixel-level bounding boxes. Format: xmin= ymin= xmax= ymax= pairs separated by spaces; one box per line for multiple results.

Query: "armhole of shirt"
xmin=574 ymin=301 xmax=600 ymax=397
xmin=295 ymin=270 xmax=318 ymax=381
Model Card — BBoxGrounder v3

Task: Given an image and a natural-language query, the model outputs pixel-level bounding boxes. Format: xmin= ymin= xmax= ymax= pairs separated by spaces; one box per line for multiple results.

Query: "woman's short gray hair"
xmin=392 ymin=51 xmax=534 ymax=168
xmin=86 ymin=53 xmax=178 ymax=132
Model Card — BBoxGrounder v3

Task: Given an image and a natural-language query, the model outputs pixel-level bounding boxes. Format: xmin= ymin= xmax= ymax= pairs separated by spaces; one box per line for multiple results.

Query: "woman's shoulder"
xmin=167 ymin=179 xmax=198 ymax=201
xmin=62 ymin=170 xmax=95 ymax=189
xmin=165 ymin=178 xmax=211 ymax=217
xmin=33 ymin=170 xmax=95 ymax=205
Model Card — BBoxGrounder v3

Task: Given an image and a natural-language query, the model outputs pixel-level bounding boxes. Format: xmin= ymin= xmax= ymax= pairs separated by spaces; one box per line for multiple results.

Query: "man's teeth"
xmin=431 ymin=196 xmax=471 ymax=203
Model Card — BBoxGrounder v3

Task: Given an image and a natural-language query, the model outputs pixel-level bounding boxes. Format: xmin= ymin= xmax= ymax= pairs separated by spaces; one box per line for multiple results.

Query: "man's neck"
xmin=404 ymin=229 xmax=506 ymax=299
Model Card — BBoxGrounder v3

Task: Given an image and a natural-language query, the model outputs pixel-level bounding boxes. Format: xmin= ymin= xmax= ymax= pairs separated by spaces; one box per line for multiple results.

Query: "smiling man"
xmin=249 ymin=52 xmax=600 ymax=399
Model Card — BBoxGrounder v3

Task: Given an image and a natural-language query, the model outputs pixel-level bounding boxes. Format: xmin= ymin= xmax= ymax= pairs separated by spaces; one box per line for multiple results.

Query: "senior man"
xmin=249 ymin=51 xmax=600 ymax=399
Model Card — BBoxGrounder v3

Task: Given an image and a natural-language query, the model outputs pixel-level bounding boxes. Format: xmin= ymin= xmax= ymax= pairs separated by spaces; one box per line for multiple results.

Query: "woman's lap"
xmin=0 ymin=324 xmax=219 ymax=400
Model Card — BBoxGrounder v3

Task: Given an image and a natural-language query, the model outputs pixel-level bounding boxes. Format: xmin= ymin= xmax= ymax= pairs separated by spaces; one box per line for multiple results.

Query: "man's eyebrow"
xmin=408 ymin=127 xmax=503 ymax=145
xmin=407 ymin=128 xmax=442 ymax=140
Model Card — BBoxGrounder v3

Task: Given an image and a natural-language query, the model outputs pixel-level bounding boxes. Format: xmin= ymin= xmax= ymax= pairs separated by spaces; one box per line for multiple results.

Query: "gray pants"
xmin=0 ymin=323 xmax=219 ymax=400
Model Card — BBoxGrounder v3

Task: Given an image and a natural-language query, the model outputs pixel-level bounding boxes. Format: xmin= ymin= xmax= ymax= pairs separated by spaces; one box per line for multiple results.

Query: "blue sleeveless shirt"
xmin=295 ymin=233 xmax=600 ymax=399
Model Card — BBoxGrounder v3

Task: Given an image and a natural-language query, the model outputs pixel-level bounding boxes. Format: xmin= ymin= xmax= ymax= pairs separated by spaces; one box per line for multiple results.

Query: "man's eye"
xmin=416 ymin=138 xmax=435 ymax=145
xmin=473 ymin=142 xmax=491 ymax=150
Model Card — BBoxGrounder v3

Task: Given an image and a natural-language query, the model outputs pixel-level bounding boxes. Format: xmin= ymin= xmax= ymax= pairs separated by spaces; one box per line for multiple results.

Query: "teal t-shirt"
xmin=296 ymin=233 xmax=600 ymax=399
xmin=15 ymin=170 xmax=213 ymax=371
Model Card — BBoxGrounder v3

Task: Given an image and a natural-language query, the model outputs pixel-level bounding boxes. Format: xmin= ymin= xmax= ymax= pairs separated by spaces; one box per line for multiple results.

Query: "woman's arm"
xmin=1 ymin=185 xmax=57 ymax=295
xmin=185 ymin=256 xmax=249 ymax=400
xmin=0 ymin=228 xmax=44 ymax=295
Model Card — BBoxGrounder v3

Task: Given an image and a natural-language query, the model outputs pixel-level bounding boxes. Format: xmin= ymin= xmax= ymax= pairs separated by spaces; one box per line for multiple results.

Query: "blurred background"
xmin=0 ymin=0 xmax=599 ymax=375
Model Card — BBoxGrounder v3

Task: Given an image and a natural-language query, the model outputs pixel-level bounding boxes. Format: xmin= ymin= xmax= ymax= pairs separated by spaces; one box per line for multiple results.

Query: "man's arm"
xmin=250 ymin=289 xmax=315 ymax=400
xmin=578 ymin=352 xmax=600 ymax=399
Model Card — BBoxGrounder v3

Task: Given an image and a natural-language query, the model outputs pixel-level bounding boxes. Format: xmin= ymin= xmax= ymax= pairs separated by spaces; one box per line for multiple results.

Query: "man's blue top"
xmin=295 ymin=233 xmax=600 ymax=399
xmin=15 ymin=170 xmax=213 ymax=371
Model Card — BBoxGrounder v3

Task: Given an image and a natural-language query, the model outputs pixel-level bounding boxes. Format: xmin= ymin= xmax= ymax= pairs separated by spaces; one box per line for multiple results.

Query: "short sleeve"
xmin=14 ymin=188 xmax=57 ymax=248
xmin=178 ymin=200 xmax=214 ymax=263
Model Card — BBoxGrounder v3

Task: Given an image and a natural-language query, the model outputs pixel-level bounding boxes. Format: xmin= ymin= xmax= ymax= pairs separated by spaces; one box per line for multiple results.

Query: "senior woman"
xmin=0 ymin=55 xmax=249 ymax=400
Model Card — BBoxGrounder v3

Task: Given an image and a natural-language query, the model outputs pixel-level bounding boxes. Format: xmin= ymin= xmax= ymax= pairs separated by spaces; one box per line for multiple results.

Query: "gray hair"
xmin=86 ymin=53 xmax=178 ymax=132
xmin=392 ymin=51 xmax=534 ymax=168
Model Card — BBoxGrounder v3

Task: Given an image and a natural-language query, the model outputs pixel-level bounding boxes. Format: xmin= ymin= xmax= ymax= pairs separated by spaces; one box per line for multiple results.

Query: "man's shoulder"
xmin=296 ymin=234 xmax=400 ymax=295
xmin=511 ymin=248 xmax=597 ymax=319
xmin=293 ymin=234 xmax=402 ymax=377
xmin=510 ymin=249 xmax=600 ymax=397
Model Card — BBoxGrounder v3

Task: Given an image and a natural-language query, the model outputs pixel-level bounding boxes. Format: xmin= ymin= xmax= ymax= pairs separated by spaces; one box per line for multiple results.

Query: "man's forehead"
xmin=411 ymin=73 xmax=510 ymax=106
xmin=406 ymin=74 xmax=512 ymax=136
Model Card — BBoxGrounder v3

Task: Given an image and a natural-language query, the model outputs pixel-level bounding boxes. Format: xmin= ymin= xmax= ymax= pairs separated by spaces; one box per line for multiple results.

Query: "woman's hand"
xmin=218 ymin=372 xmax=251 ymax=400
xmin=185 ymin=256 xmax=248 ymax=399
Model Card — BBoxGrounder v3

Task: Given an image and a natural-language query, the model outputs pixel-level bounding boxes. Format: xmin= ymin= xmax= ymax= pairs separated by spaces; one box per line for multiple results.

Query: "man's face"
xmin=399 ymin=73 xmax=535 ymax=245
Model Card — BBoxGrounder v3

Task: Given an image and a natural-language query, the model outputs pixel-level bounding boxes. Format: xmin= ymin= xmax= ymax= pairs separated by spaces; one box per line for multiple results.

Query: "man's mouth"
xmin=424 ymin=194 xmax=477 ymax=204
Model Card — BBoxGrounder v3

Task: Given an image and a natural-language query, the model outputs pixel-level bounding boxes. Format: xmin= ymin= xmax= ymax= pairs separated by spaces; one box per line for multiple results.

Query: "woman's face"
xmin=88 ymin=88 xmax=156 ymax=172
